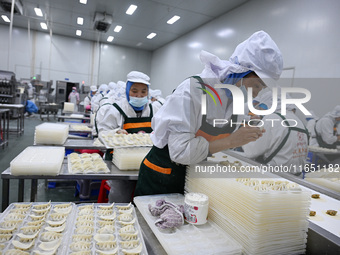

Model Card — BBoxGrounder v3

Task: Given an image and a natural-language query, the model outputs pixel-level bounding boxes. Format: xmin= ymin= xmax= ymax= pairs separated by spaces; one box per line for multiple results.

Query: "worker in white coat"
xmin=84 ymin=85 xmax=97 ymax=111
xmin=134 ymin=31 xmax=282 ymax=196
xmin=95 ymin=71 xmax=159 ymax=202
xmin=314 ymin=105 xmax=340 ymax=148
xmin=68 ymin=87 xmax=80 ymax=112
xmin=242 ymin=91 xmax=309 ymax=171
xmin=149 ymin=89 xmax=166 ymax=111
xmin=305 ymin=111 xmax=318 ymax=146
xmin=91 ymin=84 xmax=108 ymax=113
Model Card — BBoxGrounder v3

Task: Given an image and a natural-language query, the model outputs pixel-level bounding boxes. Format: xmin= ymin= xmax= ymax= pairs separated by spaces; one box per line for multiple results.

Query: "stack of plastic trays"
xmin=10 ymin=146 xmax=65 ymax=176
xmin=185 ymin=174 xmax=311 ymax=255
xmin=112 ymin=147 xmax=151 ymax=170
xmin=35 ymin=123 xmax=69 ymax=145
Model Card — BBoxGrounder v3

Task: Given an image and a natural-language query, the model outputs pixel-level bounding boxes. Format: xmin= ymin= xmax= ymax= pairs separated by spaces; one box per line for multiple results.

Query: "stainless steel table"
xmin=308 ymin=146 xmax=340 ymax=164
xmin=34 ymin=139 xmax=106 ymax=150
xmin=0 ymin=109 xmax=9 ymax=148
xmin=0 ymin=103 xmax=25 ymax=136
xmin=1 ymin=160 xmax=138 ymax=211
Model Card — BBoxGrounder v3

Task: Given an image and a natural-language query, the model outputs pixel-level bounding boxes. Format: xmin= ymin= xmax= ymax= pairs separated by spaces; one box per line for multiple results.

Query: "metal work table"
xmin=57 ymin=114 xmax=90 ymax=122
xmin=0 ymin=109 xmax=9 ymax=148
xmin=1 ymin=159 xmax=138 ymax=211
xmin=308 ymin=146 xmax=340 ymax=164
xmin=63 ymin=138 xmax=105 ymax=150
xmin=0 ymin=103 xmax=25 ymax=136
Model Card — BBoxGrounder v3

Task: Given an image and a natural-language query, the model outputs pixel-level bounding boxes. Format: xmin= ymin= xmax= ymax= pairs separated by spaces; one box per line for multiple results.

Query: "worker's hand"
xmin=117 ymin=129 xmax=128 ymax=135
xmin=228 ymin=126 xmax=265 ymax=148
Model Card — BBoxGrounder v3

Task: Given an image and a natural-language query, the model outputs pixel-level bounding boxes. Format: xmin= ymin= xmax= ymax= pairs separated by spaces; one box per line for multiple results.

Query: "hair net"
xmin=149 ymin=89 xmax=162 ymax=99
xmin=108 ymin=82 xmax=117 ymax=90
xmin=126 ymin=71 xmax=150 ymax=85
xmin=328 ymin=105 xmax=340 ymax=119
xmin=72 ymin=87 xmax=76 ymax=90
xmin=90 ymin=85 xmax=97 ymax=92
xmin=229 ymin=30 xmax=283 ymax=87
xmin=98 ymin=84 xmax=108 ymax=93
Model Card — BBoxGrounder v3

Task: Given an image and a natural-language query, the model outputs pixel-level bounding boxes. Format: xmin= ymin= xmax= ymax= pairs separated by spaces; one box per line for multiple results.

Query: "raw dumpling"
xmin=119 ymin=232 xmax=139 ymax=241
xmin=38 ymin=239 xmax=61 ymax=251
xmin=40 ymin=232 xmax=62 ymax=242
xmin=70 ymin=241 xmax=92 ymax=251
xmin=12 ymin=239 xmax=35 ymax=250
xmin=72 ymin=234 xmax=92 ymax=243
xmin=95 ymin=241 xmax=117 ymax=251
xmin=122 ymin=243 xmax=143 ymax=255
xmin=93 ymin=234 xmax=115 ymax=243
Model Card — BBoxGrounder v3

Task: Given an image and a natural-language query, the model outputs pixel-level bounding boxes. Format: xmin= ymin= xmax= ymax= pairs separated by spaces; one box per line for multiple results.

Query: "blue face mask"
xmin=72 ymin=90 xmax=75 ymax=93
xmin=129 ymin=96 xmax=148 ymax=108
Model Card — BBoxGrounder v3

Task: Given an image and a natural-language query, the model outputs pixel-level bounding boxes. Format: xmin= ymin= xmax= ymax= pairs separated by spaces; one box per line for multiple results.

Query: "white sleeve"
xmin=95 ymin=105 xmax=123 ymax=134
xmin=242 ymin=129 xmax=272 ymax=159
xmin=318 ymin=118 xmax=337 ymax=144
xmin=84 ymin=97 xmax=90 ymax=107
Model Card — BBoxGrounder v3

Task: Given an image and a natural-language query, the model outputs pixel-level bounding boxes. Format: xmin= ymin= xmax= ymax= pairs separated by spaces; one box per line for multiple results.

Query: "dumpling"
xmin=12 ymin=239 xmax=35 ymax=250
xmin=122 ymin=243 xmax=143 ymax=255
xmin=0 ymin=220 xmax=22 ymax=230
xmin=44 ymin=223 xmax=66 ymax=233
xmin=32 ymin=202 xmax=51 ymax=210
xmin=40 ymin=232 xmax=62 ymax=242
xmin=75 ymin=221 xmax=94 ymax=228
xmin=97 ymin=221 xmax=115 ymax=228
xmin=69 ymin=241 xmax=92 ymax=251
xmin=76 ymin=215 xmax=94 ymax=222
xmin=4 ymin=249 xmax=30 ymax=255
xmin=38 ymin=239 xmax=61 ymax=251
xmin=117 ymin=213 xmax=133 ymax=222
xmin=93 ymin=234 xmax=115 ymax=243
xmin=0 ymin=234 xmax=12 ymax=242
xmin=97 ymin=225 xmax=115 ymax=234
xmin=74 ymin=226 xmax=94 ymax=235
xmin=98 ymin=203 xmax=114 ymax=210
xmin=119 ymin=240 xmax=140 ymax=250
xmin=72 ymin=234 xmax=92 ymax=243
xmin=20 ymin=226 xmax=40 ymax=235
xmin=16 ymin=231 xmax=39 ymax=240
xmin=48 ymin=213 xmax=68 ymax=221
xmin=4 ymin=213 xmax=25 ymax=221
xmin=119 ymin=232 xmax=138 ymax=241
xmin=119 ymin=225 xmax=136 ymax=234
xmin=95 ymin=241 xmax=117 ymax=251
xmin=99 ymin=212 xmax=116 ymax=221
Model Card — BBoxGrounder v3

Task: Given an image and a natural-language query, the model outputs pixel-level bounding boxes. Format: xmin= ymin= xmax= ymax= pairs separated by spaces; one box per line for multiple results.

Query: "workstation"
xmin=0 ymin=0 xmax=340 ymax=254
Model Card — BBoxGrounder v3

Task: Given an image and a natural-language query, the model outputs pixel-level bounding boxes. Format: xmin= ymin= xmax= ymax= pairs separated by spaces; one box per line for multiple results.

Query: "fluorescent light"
xmin=40 ymin=22 xmax=48 ymax=30
xmin=76 ymin=30 xmax=82 ymax=36
xmin=79 ymin=0 xmax=87 ymax=4
xmin=167 ymin=15 xmax=180 ymax=24
xmin=147 ymin=33 xmax=156 ymax=39
xmin=77 ymin=17 xmax=83 ymax=25
xmin=1 ymin=15 xmax=10 ymax=23
xmin=114 ymin=25 xmax=122 ymax=32
xmin=126 ymin=5 xmax=137 ymax=15
xmin=107 ymin=36 xmax=114 ymax=42
xmin=34 ymin=8 xmax=43 ymax=17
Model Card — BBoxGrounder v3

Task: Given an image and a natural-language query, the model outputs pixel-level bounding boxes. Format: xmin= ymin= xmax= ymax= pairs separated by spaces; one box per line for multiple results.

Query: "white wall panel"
xmin=150 ymin=0 xmax=340 ymax=116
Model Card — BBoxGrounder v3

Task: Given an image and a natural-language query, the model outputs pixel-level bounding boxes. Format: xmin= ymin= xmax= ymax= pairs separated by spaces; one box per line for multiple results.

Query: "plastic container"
xmin=63 ymin=102 xmax=75 ymax=112
xmin=184 ymin=193 xmax=209 ymax=225
xmin=10 ymin=146 xmax=65 ymax=176
xmin=35 ymin=123 xmax=69 ymax=145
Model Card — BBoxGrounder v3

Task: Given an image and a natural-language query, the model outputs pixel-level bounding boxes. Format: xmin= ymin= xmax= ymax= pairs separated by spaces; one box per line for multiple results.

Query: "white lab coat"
xmin=151 ymin=50 xmax=251 ymax=165
xmin=68 ymin=92 xmax=79 ymax=112
xmin=95 ymin=98 xmax=157 ymax=135
xmin=91 ymin=93 xmax=105 ymax=113
xmin=242 ymin=111 xmax=308 ymax=167
xmin=83 ymin=94 xmax=91 ymax=109
xmin=314 ymin=116 xmax=338 ymax=146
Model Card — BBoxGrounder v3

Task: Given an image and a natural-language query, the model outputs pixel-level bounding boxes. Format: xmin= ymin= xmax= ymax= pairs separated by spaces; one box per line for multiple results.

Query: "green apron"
xmin=100 ymin=103 xmax=153 ymax=160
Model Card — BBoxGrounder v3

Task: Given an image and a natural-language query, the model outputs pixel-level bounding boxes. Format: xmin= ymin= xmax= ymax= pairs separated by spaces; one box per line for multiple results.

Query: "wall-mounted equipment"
xmin=94 ymin=12 xmax=112 ymax=32
xmin=0 ymin=0 xmax=23 ymax=15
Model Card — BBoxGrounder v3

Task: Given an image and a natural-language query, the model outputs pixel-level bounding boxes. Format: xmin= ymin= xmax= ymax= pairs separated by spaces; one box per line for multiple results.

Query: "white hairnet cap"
xmin=230 ymin=31 xmax=283 ymax=87
xmin=117 ymin=81 xmax=126 ymax=88
xmin=127 ymin=71 xmax=150 ymax=86
xmin=98 ymin=84 xmax=108 ymax=92
xmin=90 ymin=85 xmax=97 ymax=92
xmin=149 ymin=89 xmax=162 ymax=98
xmin=329 ymin=105 xmax=340 ymax=119
xmin=108 ymin=82 xmax=117 ymax=90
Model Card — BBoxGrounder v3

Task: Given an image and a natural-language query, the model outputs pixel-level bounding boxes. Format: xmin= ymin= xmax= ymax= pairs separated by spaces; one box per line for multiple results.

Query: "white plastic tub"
xmin=35 ymin=123 xmax=69 ymax=145
xmin=10 ymin=146 xmax=65 ymax=176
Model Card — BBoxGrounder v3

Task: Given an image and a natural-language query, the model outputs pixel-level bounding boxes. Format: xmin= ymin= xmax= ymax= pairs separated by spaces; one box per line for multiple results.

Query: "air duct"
xmin=0 ymin=0 xmax=23 ymax=15
xmin=94 ymin=12 xmax=112 ymax=33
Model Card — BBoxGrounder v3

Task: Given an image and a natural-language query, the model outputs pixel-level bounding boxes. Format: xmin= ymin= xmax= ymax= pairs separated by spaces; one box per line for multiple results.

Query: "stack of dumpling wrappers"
xmin=185 ymin=172 xmax=311 ymax=255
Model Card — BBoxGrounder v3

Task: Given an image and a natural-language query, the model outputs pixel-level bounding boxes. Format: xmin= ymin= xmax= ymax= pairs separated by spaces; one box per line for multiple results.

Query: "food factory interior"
xmin=0 ymin=0 xmax=339 ymax=254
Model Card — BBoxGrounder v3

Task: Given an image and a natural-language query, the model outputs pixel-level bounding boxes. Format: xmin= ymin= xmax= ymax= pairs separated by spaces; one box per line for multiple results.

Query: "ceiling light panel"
xmin=34 ymin=8 xmax=43 ymax=17
xmin=147 ymin=33 xmax=156 ymax=39
xmin=114 ymin=25 xmax=122 ymax=32
xmin=107 ymin=36 xmax=114 ymax=42
xmin=79 ymin=0 xmax=87 ymax=4
xmin=167 ymin=15 xmax=180 ymax=24
xmin=40 ymin=22 xmax=47 ymax=30
xmin=77 ymin=17 xmax=83 ymax=25
xmin=126 ymin=5 xmax=137 ymax=15
xmin=76 ymin=30 xmax=82 ymax=36
xmin=1 ymin=15 xmax=10 ymax=23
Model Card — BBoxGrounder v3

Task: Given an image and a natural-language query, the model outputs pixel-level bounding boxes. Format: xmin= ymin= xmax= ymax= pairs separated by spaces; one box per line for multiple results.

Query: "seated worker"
xmin=242 ymin=90 xmax=309 ymax=171
xmin=313 ymin=105 xmax=340 ymax=149
xmin=84 ymin=85 xmax=97 ymax=112
xmin=134 ymin=31 xmax=281 ymax=196
xmin=95 ymin=71 xmax=159 ymax=202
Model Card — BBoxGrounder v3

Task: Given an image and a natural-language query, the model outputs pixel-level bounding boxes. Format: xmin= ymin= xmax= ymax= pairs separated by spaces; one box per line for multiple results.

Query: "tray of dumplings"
xmin=99 ymin=131 xmax=153 ymax=149
xmin=68 ymin=152 xmax=110 ymax=174
xmin=65 ymin=203 xmax=147 ymax=255
xmin=0 ymin=201 xmax=76 ymax=255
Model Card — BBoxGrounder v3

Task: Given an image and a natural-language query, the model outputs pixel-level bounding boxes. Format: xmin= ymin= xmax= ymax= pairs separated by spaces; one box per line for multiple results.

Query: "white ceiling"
xmin=0 ymin=0 xmax=249 ymax=51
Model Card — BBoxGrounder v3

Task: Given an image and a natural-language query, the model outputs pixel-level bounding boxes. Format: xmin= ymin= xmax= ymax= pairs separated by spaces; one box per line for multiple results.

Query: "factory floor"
xmin=0 ymin=114 xmax=96 ymax=210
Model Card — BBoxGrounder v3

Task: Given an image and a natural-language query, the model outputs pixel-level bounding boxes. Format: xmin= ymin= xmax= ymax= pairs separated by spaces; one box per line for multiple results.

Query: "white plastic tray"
xmin=134 ymin=193 xmax=242 ymax=255
xmin=99 ymin=131 xmax=153 ymax=149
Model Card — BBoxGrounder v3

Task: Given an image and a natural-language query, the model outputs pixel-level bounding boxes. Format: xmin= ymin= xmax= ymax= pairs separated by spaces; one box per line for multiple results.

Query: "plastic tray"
xmin=65 ymin=203 xmax=148 ymax=255
xmin=0 ymin=202 xmax=76 ymax=254
xmin=67 ymin=153 xmax=110 ymax=174
xmin=35 ymin=123 xmax=69 ymax=145
xmin=112 ymin=147 xmax=151 ymax=170
xmin=134 ymin=193 xmax=242 ymax=255
xmin=99 ymin=131 xmax=153 ymax=149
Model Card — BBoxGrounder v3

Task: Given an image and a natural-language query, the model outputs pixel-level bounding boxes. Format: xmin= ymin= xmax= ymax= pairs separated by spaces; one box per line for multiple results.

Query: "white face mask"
xmin=129 ymin=96 xmax=148 ymax=108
